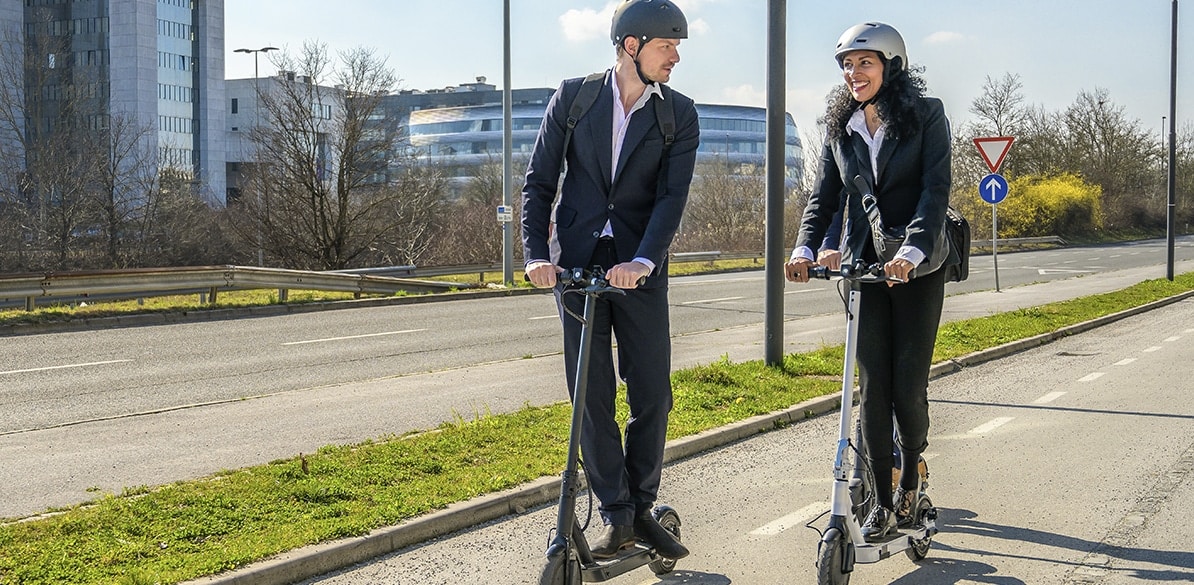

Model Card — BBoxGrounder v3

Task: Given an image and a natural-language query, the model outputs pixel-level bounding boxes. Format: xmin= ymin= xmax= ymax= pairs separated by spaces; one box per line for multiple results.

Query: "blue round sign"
xmin=979 ymin=173 xmax=1009 ymax=204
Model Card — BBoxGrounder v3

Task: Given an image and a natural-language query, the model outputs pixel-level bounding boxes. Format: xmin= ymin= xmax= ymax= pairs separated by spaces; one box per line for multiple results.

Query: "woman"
xmin=784 ymin=21 xmax=954 ymax=541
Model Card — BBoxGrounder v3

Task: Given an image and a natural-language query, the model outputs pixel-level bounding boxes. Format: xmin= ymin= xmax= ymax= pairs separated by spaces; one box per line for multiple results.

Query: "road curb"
xmin=183 ymin=289 xmax=1194 ymax=585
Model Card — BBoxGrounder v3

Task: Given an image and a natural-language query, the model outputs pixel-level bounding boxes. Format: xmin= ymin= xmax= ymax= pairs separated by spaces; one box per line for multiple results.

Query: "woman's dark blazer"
xmin=795 ymin=97 xmax=952 ymax=277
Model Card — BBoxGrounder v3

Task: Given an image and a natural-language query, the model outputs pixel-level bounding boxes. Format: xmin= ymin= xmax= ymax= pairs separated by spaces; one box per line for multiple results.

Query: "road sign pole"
xmin=992 ymin=203 xmax=1001 ymax=292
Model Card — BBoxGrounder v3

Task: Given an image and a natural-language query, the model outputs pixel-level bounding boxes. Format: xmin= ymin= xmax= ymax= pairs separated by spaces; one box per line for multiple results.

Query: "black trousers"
xmin=856 ymin=266 xmax=946 ymax=484
xmin=555 ymin=239 xmax=673 ymax=526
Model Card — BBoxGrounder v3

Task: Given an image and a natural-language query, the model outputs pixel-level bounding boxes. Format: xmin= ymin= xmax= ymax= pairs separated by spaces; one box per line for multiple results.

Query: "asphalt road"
xmin=4 ymin=238 xmax=1191 ymax=435
xmin=297 ymin=296 xmax=1194 ymax=585
xmin=1 ymin=238 xmax=1192 ymax=520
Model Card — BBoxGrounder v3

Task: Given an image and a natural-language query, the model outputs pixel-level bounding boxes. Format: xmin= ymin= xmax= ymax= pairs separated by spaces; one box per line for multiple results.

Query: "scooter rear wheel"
xmin=816 ymin=527 xmax=851 ymax=585
xmin=539 ymin=553 xmax=582 ymax=585
xmin=647 ymin=508 xmax=682 ymax=575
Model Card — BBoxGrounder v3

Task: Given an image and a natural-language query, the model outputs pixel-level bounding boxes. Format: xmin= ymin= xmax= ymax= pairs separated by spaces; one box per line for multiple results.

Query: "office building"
xmin=6 ymin=0 xmax=226 ymax=204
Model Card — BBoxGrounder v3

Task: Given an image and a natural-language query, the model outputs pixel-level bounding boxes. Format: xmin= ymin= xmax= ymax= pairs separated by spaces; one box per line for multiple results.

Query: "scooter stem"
xmin=831 ymin=284 xmax=862 ymax=518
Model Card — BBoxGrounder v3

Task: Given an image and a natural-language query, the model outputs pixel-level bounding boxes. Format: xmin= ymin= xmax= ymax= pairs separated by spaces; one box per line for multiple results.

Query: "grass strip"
xmin=1 ymin=272 xmax=1192 ymax=584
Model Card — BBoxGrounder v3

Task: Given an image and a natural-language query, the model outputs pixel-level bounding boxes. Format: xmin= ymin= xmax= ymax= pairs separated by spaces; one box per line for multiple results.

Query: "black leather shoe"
xmin=634 ymin=513 xmax=689 ymax=560
xmin=894 ymin=487 xmax=917 ymax=527
xmin=861 ymin=505 xmax=896 ymax=541
xmin=589 ymin=523 xmax=634 ymax=559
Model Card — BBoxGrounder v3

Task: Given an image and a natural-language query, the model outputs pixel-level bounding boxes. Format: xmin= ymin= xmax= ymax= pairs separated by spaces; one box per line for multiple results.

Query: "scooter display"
xmin=539 ymin=267 xmax=683 ymax=585
xmin=807 ymin=261 xmax=938 ymax=585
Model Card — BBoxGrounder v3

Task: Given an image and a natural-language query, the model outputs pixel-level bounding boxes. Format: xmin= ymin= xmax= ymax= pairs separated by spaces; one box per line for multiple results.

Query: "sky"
xmin=225 ymin=1 xmax=1191 ymax=145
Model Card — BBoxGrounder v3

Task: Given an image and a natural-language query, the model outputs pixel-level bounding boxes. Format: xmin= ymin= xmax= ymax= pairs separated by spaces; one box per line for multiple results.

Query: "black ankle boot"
xmin=633 ymin=512 xmax=689 ymax=560
xmin=589 ymin=523 xmax=634 ymax=559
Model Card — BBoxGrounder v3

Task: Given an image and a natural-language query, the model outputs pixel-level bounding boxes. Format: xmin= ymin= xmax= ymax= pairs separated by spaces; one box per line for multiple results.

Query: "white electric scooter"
xmin=808 ymin=260 xmax=938 ymax=585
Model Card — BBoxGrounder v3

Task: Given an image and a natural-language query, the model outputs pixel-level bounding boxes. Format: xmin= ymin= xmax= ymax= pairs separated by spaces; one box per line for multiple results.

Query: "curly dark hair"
xmin=821 ymin=61 xmax=929 ymax=143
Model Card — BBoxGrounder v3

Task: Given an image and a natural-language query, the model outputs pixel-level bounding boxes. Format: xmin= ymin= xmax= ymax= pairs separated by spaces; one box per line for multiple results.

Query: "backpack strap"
xmin=559 ymin=71 xmax=606 ymax=172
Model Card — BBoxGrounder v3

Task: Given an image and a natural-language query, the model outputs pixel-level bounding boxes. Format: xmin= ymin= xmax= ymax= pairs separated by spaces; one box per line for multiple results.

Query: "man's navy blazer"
xmin=521 ymin=70 xmax=700 ymax=288
xmin=796 ymin=97 xmax=953 ymax=277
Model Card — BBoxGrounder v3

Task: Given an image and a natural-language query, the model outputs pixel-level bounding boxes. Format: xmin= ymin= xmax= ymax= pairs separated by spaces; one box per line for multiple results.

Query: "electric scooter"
xmin=807 ymin=260 xmax=938 ymax=585
xmin=539 ymin=266 xmax=683 ymax=585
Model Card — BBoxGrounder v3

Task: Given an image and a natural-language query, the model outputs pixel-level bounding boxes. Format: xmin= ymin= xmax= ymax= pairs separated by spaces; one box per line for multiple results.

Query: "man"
xmin=521 ymin=0 xmax=700 ymax=560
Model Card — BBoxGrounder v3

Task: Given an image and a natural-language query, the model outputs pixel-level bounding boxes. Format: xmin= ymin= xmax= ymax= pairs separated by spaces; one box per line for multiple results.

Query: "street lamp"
xmin=234 ymin=46 xmax=277 ymax=267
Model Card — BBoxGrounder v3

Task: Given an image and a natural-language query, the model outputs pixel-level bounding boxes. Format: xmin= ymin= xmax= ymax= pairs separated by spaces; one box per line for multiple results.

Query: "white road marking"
xmin=968 ymin=417 xmax=1014 ymax=435
xmin=749 ymin=501 xmax=830 ymax=536
xmin=784 ymin=289 xmax=819 ymax=295
xmin=529 ymin=315 xmax=558 ymax=321
xmin=1078 ymin=372 xmax=1105 ymax=382
xmin=1037 ymin=268 xmax=1095 ymax=275
xmin=282 ymin=329 xmax=427 ymax=346
xmin=0 ymin=359 xmax=133 ymax=376
xmin=1142 ymin=346 xmax=1162 ymax=353
xmin=1034 ymin=391 xmax=1067 ymax=404
xmin=1164 ymin=336 xmax=1181 ymax=342
xmin=680 ymin=296 xmax=744 ymax=306
xmin=1113 ymin=358 xmax=1137 ymax=366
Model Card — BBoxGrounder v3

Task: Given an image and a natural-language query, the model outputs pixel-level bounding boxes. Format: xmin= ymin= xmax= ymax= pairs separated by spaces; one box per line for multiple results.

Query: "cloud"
xmin=560 ymin=1 xmax=711 ymax=42
xmin=721 ymin=84 xmax=765 ymax=107
xmin=559 ymin=2 xmax=618 ymax=42
xmin=924 ymin=31 xmax=965 ymax=45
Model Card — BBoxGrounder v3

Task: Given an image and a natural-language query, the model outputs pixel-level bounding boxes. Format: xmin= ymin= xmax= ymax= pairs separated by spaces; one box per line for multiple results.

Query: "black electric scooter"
xmin=807 ymin=261 xmax=938 ymax=585
xmin=539 ymin=266 xmax=683 ymax=585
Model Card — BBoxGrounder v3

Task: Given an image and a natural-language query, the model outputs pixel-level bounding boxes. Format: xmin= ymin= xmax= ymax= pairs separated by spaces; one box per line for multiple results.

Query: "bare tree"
xmin=969 ymin=73 xmax=1026 ymax=138
xmin=237 ymin=41 xmax=451 ymax=270
xmin=677 ymin=157 xmax=766 ymax=252
xmin=1063 ymin=88 xmax=1159 ymax=227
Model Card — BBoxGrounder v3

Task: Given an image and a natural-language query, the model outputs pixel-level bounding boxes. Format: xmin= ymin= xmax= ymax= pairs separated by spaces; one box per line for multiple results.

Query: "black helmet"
xmin=610 ymin=0 xmax=688 ymax=49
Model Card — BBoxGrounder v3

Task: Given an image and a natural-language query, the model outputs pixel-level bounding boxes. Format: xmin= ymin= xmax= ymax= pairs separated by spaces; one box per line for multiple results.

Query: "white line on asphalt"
xmin=1034 ymin=391 xmax=1067 ymax=404
xmin=1164 ymin=336 xmax=1181 ymax=342
xmin=680 ymin=296 xmax=744 ymax=305
xmin=1142 ymin=346 xmax=1162 ymax=353
xmin=1113 ymin=358 xmax=1137 ymax=366
xmin=529 ymin=315 xmax=558 ymax=321
xmin=784 ymin=289 xmax=819 ymax=295
xmin=0 ymin=359 xmax=133 ymax=376
xmin=749 ymin=501 xmax=830 ymax=536
xmin=968 ymin=417 xmax=1014 ymax=435
xmin=282 ymin=329 xmax=427 ymax=345
xmin=1078 ymin=372 xmax=1105 ymax=382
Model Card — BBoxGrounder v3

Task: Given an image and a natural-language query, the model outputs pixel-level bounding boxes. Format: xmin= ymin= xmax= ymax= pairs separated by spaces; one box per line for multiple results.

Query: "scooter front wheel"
xmin=647 ymin=508 xmax=682 ymax=575
xmin=816 ymin=527 xmax=851 ymax=585
xmin=905 ymin=495 xmax=934 ymax=561
xmin=539 ymin=553 xmax=582 ymax=585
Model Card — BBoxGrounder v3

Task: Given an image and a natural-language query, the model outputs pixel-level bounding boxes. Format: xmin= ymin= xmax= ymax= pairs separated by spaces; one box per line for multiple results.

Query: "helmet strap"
xmin=626 ymin=37 xmax=654 ymax=85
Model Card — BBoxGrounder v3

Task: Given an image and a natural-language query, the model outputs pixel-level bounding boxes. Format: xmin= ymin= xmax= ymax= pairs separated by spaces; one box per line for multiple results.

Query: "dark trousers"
xmin=555 ymin=240 xmax=673 ymax=526
xmin=856 ymin=267 xmax=946 ymax=484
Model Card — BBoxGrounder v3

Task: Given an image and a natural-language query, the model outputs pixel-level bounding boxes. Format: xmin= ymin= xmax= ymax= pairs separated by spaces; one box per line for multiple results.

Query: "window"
xmin=231 ymin=98 xmax=238 ymax=114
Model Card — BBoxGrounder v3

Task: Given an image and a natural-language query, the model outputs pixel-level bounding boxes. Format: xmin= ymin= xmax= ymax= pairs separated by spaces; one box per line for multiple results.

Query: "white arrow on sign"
xmin=974 ymin=136 xmax=1015 ymax=173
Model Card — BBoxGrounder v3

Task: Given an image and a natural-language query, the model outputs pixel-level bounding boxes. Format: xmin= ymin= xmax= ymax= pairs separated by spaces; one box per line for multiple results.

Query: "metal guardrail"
xmin=0 ymin=265 xmax=469 ymax=311
xmin=0 ymin=238 xmax=1064 ymax=312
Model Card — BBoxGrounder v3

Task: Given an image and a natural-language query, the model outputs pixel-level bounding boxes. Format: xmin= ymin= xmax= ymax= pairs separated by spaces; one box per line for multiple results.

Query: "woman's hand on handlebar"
xmin=883 ymin=258 xmax=914 ymax=286
xmin=606 ymin=261 xmax=651 ymax=289
xmin=784 ymin=257 xmax=815 ymax=283
xmin=525 ymin=260 xmax=560 ymax=288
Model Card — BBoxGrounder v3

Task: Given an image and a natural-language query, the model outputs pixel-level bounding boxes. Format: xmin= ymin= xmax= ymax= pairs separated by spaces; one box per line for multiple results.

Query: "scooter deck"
xmin=580 ymin=543 xmax=659 ymax=581
xmin=852 ymin=517 xmax=938 ymax=564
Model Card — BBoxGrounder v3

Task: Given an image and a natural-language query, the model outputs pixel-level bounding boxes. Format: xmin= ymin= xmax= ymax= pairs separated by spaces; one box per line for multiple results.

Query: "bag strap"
xmin=852 ymin=175 xmax=891 ymax=255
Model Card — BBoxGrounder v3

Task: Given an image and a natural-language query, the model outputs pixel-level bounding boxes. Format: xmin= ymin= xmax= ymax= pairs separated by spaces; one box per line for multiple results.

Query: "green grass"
xmin=1 ymin=271 xmax=1192 ymax=584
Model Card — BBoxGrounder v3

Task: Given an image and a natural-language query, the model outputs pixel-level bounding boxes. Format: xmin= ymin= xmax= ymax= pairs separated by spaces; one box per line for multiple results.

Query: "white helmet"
xmin=835 ymin=22 xmax=907 ymax=72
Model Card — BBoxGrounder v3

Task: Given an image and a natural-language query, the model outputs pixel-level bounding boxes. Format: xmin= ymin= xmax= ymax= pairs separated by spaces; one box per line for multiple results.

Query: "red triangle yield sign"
xmin=973 ymin=136 xmax=1015 ymax=174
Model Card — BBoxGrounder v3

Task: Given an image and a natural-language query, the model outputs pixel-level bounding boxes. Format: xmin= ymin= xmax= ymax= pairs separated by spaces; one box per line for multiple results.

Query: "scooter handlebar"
xmin=809 ymin=261 xmax=903 ymax=283
xmin=557 ymin=267 xmax=647 ymax=289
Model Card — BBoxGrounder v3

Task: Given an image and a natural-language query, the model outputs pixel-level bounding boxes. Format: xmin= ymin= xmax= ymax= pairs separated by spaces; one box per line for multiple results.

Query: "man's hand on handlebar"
xmin=606 ymin=261 xmax=651 ymax=289
xmin=525 ymin=260 xmax=560 ymax=288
